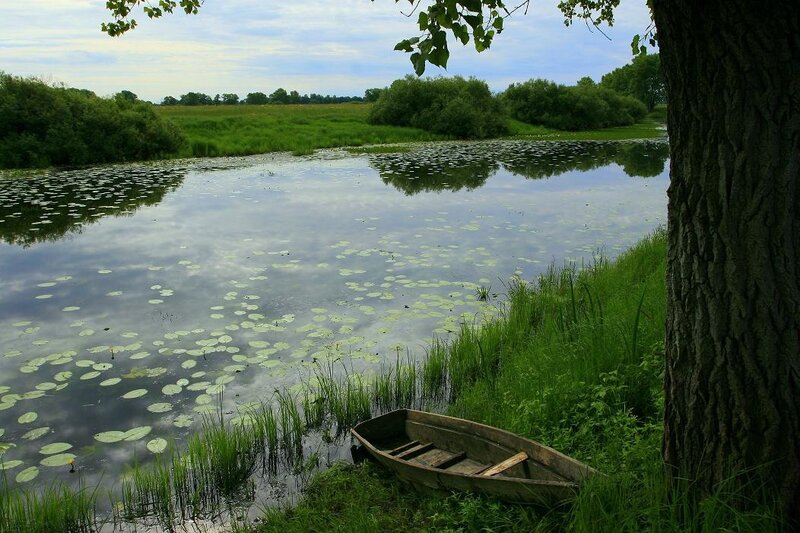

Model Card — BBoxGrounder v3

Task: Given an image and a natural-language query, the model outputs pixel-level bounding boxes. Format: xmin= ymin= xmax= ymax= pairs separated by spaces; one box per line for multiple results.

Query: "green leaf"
xmin=410 ymin=52 xmax=426 ymax=76
xmin=418 ymin=11 xmax=428 ymax=30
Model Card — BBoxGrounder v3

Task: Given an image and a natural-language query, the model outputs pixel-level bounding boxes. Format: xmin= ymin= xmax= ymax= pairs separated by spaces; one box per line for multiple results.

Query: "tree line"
xmin=160 ymin=87 xmax=383 ymax=106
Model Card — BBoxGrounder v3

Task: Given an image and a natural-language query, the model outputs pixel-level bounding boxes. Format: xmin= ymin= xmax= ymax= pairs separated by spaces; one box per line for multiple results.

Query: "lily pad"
xmin=0 ymin=460 xmax=23 ymax=470
xmin=39 ymin=442 xmax=72 ymax=455
xmin=18 ymin=412 xmax=37 ymax=424
xmin=122 ymin=389 xmax=147 ymax=399
xmin=162 ymin=384 xmax=182 ymax=395
xmin=146 ymin=438 xmax=168 ymax=454
xmin=40 ymin=453 xmax=76 ymax=467
xmin=147 ymin=402 xmax=172 ymax=413
xmin=94 ymin=430 xmax=126 ymax=443
xmin=22 ymin=427 xmax=50 ymax=440
xmin=15 ymin=466 xmax=39 ymax=483
xmin=123 ymin=426 xmax=152 ymax=441
xmin=173 ymin=415 xmax=193 ymax=428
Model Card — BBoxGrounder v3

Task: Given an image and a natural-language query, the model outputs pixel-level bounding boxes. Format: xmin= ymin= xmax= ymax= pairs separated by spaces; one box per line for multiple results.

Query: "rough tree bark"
xmin=653 ymin=0 xmax=800 ymax=521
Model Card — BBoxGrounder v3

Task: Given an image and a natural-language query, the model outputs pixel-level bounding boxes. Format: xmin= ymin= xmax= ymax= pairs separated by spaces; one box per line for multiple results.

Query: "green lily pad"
xmin=22 ymin=427 xmax=50 ymax=440
xmin=123 ymin=426 xmax=152 ymax=441
xmin=100 ymin=378 xmax=121 ymax=387
xmin=0 ymin=460 xmax=23 ymax=470
xmin=40 ymin=453 xmax=76 ymax=467
xmin=39 ymin=442 xmax=72 ymax=455
xmin=173 ymin=415 xmax=193 ymax=428
xmin=162 ymin=384 xmax=182 ymax=395
xmin=16 ymin=466 xmax=39 ymax=483
xmin=146 ymin=438 xmax=168 ymax=454
xmin=147 ymin=403 xmax=172 ymax=413
xmin=122 ymin=389 xmax=147 ymax=399
xmin=94 ymin=431 xmax=126 ymax=443
xmin=18 ymin=412 xmax=37 ymax=424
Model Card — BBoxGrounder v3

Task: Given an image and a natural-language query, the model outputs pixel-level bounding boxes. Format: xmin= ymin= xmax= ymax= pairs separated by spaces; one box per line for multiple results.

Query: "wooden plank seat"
xmin=479 ymin=451 xmax=528 ymax=477
xmin=395 ymin=442 xmax=435 ymax=460
xmin=388 ymin=440 xmax=421 ymax=456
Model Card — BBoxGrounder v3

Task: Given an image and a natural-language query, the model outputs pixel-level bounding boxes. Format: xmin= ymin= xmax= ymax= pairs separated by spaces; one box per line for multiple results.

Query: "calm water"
xmin=0 ymin=140 xmax=668 ymax=505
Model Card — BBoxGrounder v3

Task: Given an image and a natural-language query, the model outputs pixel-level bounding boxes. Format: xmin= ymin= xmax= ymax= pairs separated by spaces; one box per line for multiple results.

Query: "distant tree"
xmin=178 ymin=92 xmax=213 ymax=106
xmin=221 ymin=93 xmax=239 ymax=105
xmin=502 ymin=78 xmax=646 ymax=130
xmin=0 ymin=73 xmax=185 ymax=168
xmin=115 ymin=89 xmax=138 ymax=102
xmin=576 ymin=76 xmax=595 ymax=88
xmin=269 ymin=88 xmax=289 ymax=104
xmin=600 ymin=53 xmax=664 ymax=111
xmin=161 ymin=95 xmax=178 ymax=105
xmin=364 ymin=88 xmax=383 ymax=102
xmin=213 ymin=93 xmax=221 ymax=105
xmin=369 ymin=76 xmax=507 ymax=139
xmin=244 ymin=91 xmax=269 ymax=105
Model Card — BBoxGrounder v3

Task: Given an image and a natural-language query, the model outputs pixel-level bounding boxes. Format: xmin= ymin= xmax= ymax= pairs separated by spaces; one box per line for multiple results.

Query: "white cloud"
xmin=0 ymin=0 xmax=654 ymax=101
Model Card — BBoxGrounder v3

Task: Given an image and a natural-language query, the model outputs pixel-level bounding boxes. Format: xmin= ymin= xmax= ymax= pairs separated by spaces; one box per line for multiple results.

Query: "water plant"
xmin=0 ymin=476 xmax=98 ymax=533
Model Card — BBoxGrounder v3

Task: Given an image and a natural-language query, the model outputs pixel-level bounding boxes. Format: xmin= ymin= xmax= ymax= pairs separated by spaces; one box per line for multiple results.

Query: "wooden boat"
xmin=351 ymin=409 xmax=598 ymax=505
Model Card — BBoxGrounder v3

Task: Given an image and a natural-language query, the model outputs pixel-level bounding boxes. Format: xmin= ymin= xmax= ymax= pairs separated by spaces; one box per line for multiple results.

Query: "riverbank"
xmin=155 ymin=103 xmax=667 ymax=159
xmin=248 ymin=229 xmax=782 ymax=533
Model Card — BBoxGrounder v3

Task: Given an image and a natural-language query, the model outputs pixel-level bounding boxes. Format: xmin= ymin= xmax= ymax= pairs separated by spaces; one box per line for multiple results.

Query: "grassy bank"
xmin=155 ymin=103 xmax=444 ymax=158
xmin=250 ymin=229 xmax=783 ymax=532
xmin=156 ymin=103 xmax=666 ymax=159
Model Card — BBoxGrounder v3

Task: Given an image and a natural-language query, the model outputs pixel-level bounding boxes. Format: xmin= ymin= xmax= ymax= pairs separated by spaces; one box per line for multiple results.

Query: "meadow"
xmin=156 ymin=103 xmax=666 ymax=159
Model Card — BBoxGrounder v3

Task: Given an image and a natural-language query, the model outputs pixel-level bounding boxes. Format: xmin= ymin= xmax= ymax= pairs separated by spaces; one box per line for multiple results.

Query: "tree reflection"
xmin=0 ymin=166 xmax=186 ymax=247
xmin=372 ymin=140 xmax=669 ymax=195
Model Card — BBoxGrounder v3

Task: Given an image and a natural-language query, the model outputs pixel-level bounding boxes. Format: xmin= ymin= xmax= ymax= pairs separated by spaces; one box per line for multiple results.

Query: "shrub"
xmin=368 ymin=76 xmax=508 ymax=139
xmin=502 ymin=78 xmax=647 ymax=131
xmin=0 ymin=73 xmax=186 ymax=169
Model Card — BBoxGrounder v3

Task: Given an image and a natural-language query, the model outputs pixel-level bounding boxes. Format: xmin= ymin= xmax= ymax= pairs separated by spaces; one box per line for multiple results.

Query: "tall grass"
xmin=0 ymin=477 xmax=98 ymax=533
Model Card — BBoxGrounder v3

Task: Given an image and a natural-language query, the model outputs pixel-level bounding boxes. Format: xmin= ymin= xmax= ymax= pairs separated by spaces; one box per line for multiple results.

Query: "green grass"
xmin=156 ymin=103 xmax=444 ymax=158
xmin=156 ymin=103 xmax=667 ymax=160
xmin=0 ymin=477 xmax=98 ymax=533
xmin=507 ymin=111 xmax=666 ymax=141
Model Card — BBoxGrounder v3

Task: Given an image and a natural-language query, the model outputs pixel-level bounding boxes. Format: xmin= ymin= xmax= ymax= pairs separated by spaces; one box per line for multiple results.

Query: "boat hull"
xmin=351 ymin=409 xmax=597 ymax=505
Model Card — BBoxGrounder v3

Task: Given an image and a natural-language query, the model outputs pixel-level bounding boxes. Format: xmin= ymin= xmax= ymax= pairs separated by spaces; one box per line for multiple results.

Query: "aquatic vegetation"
xmin=0 ymin=140 xmax=669 ymax=529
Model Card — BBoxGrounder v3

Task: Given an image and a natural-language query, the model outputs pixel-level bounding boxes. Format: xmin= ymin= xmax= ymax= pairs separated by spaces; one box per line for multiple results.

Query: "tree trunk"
xmin=652 ymin=0 xmax=800 ymax=522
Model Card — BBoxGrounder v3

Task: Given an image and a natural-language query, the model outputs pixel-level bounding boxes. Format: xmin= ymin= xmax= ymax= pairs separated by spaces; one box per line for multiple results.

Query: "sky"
xmin=0 ymin=0 xmax=653 ymax=103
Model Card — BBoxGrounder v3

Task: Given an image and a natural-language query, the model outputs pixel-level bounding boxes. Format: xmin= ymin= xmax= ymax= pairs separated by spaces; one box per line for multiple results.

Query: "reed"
xmin=0 ymin=476 xmax=97 ymax=533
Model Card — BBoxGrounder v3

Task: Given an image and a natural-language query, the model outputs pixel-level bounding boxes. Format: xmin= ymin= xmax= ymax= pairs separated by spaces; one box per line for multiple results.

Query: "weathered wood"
xmin=479 ymin=451 xmax=528 ymax=477
xmin=388 ymin=440 xmax=420 ymax=456
xmin=431 ymin=451 xmax=467 ymax=469
xmin=395 ymin=442 xmax=434 ymax=460
xmin=351 ymin=409 xmax=597 ymax=505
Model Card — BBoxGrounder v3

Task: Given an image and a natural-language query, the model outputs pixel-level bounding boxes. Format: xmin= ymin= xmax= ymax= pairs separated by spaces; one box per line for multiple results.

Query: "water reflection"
xmin=0 ymin=140 xmax=668 ymax=521
xmin=374 ymin=140 xmax=669 ymax=195
xmin=0 ymin=166 xmax=186 ymax=247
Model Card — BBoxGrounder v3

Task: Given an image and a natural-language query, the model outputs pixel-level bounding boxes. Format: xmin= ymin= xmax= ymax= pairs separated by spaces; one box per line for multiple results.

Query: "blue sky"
xmin=0 ymin=1 xmax=653 ymax=102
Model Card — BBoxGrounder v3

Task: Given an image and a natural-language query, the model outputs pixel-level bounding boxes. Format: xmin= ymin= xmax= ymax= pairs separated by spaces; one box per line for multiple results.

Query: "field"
xmin=156 ymin=103 xmax=667 ymax=159
xmin=155 ymin=103 xmax=443 ymax=157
